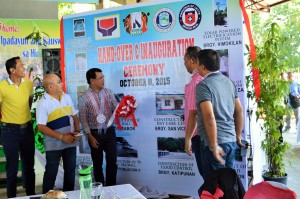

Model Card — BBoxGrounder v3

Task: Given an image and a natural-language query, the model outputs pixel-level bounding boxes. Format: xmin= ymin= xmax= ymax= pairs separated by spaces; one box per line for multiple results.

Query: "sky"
xmin=214 ymin=0 xmax=227 ymax=11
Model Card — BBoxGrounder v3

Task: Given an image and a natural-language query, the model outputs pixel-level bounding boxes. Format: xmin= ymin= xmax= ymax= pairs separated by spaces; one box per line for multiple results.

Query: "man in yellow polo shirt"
xmin=0 ymin=56 xmax=36 ymax=198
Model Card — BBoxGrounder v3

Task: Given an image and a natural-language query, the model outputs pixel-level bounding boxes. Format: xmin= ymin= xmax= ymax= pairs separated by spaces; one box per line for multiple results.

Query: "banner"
xmin=63 ymin=0 xmax=247 ymax=196
xmin=0 ymin=19 xmax=60 ymax=80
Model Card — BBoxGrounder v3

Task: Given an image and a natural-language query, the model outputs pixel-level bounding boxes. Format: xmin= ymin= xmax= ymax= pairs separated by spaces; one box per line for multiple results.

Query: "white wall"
xmin=0 ymin=0 xmax=58 ymax=19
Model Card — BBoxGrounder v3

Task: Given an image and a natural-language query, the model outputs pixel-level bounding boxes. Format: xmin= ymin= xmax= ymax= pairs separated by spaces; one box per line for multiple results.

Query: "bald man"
xmin=36 ymin=74 xmax=80 ymax=193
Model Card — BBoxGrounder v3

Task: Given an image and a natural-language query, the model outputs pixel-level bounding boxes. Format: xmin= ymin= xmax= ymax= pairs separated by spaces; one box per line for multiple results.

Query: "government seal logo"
xmin=153 ymin=8 xmax=175 ymax=33
xmin=95 ymin=14 xmax=120 ymax=40
xmin=179 ymin=4 xmax=201 ymax=31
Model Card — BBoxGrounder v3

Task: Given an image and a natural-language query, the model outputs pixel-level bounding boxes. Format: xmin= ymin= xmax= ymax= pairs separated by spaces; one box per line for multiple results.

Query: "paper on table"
xmin=138 ymin=185 xmax=169 ymax=198
xmin=74 ymin=132 xmax=84 ymax=137
xmin=109 ymin=184 xmax=146 ymax=199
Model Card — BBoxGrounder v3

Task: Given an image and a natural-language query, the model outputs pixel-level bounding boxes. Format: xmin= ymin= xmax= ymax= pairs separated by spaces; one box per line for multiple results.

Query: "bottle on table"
xmin=79 ymin=165 xmax=93 ymax=199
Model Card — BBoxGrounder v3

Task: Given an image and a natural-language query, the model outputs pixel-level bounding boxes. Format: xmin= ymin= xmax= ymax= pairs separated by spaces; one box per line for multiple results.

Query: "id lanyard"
xmin=89 ymin=89 xmax=109 ymax=131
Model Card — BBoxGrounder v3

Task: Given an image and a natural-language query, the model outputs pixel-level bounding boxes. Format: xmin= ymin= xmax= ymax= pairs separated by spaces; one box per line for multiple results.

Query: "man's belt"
xmin=1 ymin=121 xmax=31 ymax=129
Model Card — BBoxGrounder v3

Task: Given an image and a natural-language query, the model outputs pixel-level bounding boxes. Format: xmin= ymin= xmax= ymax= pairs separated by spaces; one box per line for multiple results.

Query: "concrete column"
xmin=96 ymin=1 xmax=104 ymax=9
xmin=125 ymin=0 xmax=137 ymax=4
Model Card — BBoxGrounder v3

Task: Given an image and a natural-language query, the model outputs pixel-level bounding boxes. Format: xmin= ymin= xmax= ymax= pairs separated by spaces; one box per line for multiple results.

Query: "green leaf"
xmin=247 ymin=20 xmax=292 ymax=178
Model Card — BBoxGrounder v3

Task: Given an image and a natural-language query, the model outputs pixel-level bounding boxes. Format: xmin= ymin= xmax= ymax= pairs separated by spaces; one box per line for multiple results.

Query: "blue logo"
xmin=153 ymin=8 xmax=175 ymax=33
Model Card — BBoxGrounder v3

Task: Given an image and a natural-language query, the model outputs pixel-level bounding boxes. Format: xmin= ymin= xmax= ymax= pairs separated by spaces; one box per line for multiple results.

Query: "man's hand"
xmin=88 ymin=133 xmax=99 ymax=149
xmin=236 ymin=138 xmax=245 ymax=148
xmin=185 ymin=139 xmax=192 ymax=156
xmin=211 ymin=145 xmax=225 ymax=165
xmin=63 ymin=134 xmax=78 ymax=144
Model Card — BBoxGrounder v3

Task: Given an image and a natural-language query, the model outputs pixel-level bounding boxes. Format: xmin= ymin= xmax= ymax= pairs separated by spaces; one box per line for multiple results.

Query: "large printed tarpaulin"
xmin=0 ymin=19 xmax=60 ymax=80
xmin=63 ymin=0 xmax=247 ymax=196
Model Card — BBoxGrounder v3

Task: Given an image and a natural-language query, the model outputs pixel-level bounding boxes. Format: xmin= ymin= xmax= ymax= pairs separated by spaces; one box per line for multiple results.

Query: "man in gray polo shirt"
xmin=196 ymin=49 xmax=244 ymax=179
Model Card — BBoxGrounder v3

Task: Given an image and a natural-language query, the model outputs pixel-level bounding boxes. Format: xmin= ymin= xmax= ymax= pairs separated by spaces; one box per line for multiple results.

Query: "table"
xmin=14 ymin=184 xmax=146 ymax=199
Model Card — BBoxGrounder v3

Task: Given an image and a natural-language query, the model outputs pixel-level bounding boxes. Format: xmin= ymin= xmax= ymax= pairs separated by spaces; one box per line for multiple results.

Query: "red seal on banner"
xmin=115 ymin=95 xmax=138 ymax=130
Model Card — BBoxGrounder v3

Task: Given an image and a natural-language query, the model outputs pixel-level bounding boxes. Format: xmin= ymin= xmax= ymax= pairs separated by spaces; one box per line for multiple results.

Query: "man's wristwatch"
xmin=209 ymin=145 xmax=220 ymax=152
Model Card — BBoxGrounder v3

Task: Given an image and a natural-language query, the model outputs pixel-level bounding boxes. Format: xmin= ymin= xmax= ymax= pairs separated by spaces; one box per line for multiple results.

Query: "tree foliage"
xmin=251 ymin=0 xmax=300 ymax=71
xmin=247 ymin=22 xmax=291 ymax=178
xmin=157 ymin=137 xmax=185 ymax=152
xmin=58 ymin=2 xmax=75 ymax=19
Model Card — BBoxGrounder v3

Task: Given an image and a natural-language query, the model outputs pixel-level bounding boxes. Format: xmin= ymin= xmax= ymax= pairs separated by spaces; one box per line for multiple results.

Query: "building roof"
xmin=244 ymin=0 xmax=291 ymax=12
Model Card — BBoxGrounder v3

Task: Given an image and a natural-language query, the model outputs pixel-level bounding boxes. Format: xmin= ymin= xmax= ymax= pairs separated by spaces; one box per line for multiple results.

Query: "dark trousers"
xmin=43 ymin=147 xmax=76 ymax=193
xmin=90 ymin=127 xmax=117 ymax=186
xmin=201 ymin=141 xmax=238 ymax=180
xmin=1 ymin=124 xmax=36 ymax=198
xmin=191 ymin=135 xmax=204 ymax=177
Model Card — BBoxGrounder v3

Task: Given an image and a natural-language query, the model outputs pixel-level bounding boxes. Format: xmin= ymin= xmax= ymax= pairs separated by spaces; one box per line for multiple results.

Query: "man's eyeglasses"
xmin=94 ymin=76 xmax=105 ymax=80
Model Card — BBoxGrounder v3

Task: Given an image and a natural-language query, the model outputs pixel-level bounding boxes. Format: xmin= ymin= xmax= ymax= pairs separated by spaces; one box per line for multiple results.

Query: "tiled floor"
xmin=0 ymin=156 xmax=44 ymax=198
xmin=0 ymin=125 xmax=299 ymax=198
xmin=283 ymin=125 xmax=300 ymax=197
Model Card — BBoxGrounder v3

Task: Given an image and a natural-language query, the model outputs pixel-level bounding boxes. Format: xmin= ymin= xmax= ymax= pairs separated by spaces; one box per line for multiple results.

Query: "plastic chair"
xmin=244 ymin=181 xmax=297 ymax=199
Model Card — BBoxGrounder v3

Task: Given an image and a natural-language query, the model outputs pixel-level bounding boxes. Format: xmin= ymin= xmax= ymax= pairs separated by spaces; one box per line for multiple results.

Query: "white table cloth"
xmin=14 ymin=184 xmax=146 ymax=199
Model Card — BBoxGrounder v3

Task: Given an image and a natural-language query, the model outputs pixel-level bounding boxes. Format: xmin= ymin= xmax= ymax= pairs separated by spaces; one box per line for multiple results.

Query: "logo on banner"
xmin=123 ymin=12 xmax=150 ymax=35
xmin=179 ymin=4 xmax=201 ymax=31
xmin=95 ymin=14 xmax=120 ymax=40
xmin=153 ymin=8 xmax=175 ymax=33
xmin=74 ymin=18 xmax=86 ymax=37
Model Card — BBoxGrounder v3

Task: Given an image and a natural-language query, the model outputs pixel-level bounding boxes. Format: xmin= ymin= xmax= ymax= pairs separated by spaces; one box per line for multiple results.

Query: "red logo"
xmin=99 ymin=18 xmax=115 ymax=30
xmin=179 ymin=4 xmax=201 ymax=31
xmin=95 ymin=14 xmax=120 ymax=40
xmin=97 ymin=17 xmax=118 ymax=37
xmin=185 ymin=11 xmax=196 ymax=25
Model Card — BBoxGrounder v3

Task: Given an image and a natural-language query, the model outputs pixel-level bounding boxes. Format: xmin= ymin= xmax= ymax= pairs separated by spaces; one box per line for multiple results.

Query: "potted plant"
xmin=25 ymin=28 xmax=58 ymax=74
xmin=29 ymin=71 xmax=45 ymax=154
xmin=246 ymin=21 xmax=291 ymax=184
xmin=25 ymin=29 xmax=48 ymax=153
